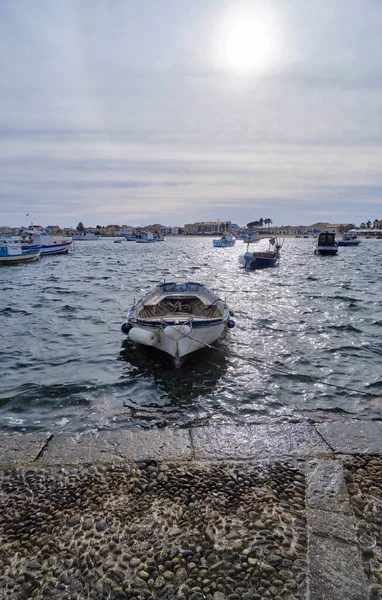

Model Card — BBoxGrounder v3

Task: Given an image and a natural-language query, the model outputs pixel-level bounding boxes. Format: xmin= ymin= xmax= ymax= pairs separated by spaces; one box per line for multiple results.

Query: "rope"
xmin=186 ymin=334 xmax=381 ymax=398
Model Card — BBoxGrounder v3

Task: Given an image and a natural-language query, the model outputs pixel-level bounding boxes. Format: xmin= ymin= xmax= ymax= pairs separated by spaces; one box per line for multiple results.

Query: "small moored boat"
xmin=0 ymin=235 xmax=41 ymax=265
xmin=213 ymin=233 xmax=236 ymax=247
xmin=336 ymin=231 xmax=361 ymax=246
xmin=241 ymin=231 xmax=260 ymax=243
xmin=121 ymin=282 xmax=235 ymax=367
xmin=314 ymin=232 xmax=338 ymax=256
xmin=239 ymin=237 xmax=283 ymax=269
xmin=136 ymin=231 xmax=157 ymax=243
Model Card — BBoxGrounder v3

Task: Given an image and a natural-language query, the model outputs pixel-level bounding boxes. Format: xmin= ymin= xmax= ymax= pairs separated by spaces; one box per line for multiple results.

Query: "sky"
xmin=1 ymin=0 xmax=381 ymax=228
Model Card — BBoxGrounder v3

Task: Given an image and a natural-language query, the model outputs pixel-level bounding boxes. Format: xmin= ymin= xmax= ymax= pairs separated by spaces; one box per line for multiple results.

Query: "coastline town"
xmin=1 ymin=218 xmax=382 ymax=239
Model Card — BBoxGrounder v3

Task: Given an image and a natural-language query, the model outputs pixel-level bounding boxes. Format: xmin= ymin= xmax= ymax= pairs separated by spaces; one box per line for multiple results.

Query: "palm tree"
xmin=366 ymin=220 xmax=372 ymax=229
xmin=360 ymin=222 xmax=366 ymax=229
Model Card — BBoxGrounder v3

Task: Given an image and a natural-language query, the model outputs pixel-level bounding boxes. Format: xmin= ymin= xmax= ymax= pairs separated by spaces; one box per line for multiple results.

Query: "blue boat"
xmin=239 ymin=237 xmax=283 ymax=269
xmin=314 ymin=232 xmax=338 ymax=255
xmin=0 ymin=235 xmax=41 ymax=265
xmin=213 ymin=233 xmax=236 ymax=247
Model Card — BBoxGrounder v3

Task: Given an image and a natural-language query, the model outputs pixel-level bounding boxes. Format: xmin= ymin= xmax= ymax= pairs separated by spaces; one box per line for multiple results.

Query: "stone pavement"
xmin=0 ymin=420 xmax=381 ymax=600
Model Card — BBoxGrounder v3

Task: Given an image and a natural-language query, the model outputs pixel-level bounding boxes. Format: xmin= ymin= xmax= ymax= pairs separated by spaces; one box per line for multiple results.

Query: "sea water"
xmin=1 ymin=237 xmax=381 ymax=434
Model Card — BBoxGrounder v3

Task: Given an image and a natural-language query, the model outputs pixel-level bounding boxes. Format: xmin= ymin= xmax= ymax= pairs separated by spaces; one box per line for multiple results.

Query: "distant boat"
xmin=121 ymin=235 xmax=138 ymax=241
xmin=136 ymin=231 xmax=157 ymax=243
xmin=213 ymin=233 xmax=236 ymax=247
xmin=114 ymin=238 xmax=124 ymax=243
xmin=336 ymin=231 xmax=361 ymax=246
xmin=19 ymin=227 xmax=72 ymax=255
xmin=242 ymin=231 xmax=260 ymax=243
xmin=314 ymin=232 xmax=338 ymax=256
xmin=154 ymin=235 xmax=165 ymax=242
xmin=72 ymin=232 xmax=102 ymax=240
xmin=0 ymin=235 xmax=41 ymax=265
xmin=239 ymin=237 xmax=283 ymax=269
xmin=121 ymin=281 xmax=235 ymax=367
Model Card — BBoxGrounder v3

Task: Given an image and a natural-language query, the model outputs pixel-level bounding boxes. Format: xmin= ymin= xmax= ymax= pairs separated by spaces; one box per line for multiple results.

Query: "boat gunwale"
xmin=129 ymin=315 xmax=228 ymax=328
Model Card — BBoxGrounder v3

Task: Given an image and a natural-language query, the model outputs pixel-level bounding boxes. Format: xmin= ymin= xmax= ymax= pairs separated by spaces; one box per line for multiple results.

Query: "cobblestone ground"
xmin=344 ymin=454 xmax=382 ymax=596
xmin=0 ymin=461 xmax=307 ymax=600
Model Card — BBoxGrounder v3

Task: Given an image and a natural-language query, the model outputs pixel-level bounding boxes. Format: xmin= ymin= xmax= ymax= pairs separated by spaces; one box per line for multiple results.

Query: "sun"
xmin=212 ymin=4 xmax=280 ymax=75
xmin=224 ymin=18 xmax=271 ymax=73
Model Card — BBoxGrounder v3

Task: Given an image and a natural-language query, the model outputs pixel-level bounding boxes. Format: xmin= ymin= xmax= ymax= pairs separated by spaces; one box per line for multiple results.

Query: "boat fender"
xmin=164 ymin=324 xmax=192 ymax=340
xmin=128 ymin=327 xmax=157 ymax=346
xmin=121 ymin=322 xmax=132 ymax=335
xmin=227 ymin=319 xmax=235 ymax=329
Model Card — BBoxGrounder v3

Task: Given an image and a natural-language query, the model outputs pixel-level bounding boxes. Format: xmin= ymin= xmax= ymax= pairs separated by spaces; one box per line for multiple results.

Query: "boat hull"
xmin=336 ymin=240 xmax=361 ymax=246
xmin=240 ymin=251 xmax=279 ymax=269
xmin=122 ymin=281 xmax=233 ymax=367
xmin=314 ymin=247 xmax=338 ymax=255
xmin=127 ymin=321 xmax=227 ymax=366
xmin=247 ymin=256 xmax=278 ymax=268
xmin=213 ymin=240 xmax=235 ymax=247
xmin=22 ymin=242 xmax=72 ymax=254
xmin=42 ymin=242 xmax=72 ymax=254
xmin=0 ymin=250 xmax=41 ymax=265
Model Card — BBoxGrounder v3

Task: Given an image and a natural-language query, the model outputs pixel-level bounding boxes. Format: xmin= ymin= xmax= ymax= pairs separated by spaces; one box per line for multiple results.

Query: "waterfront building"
xmin=184 ymin=221 xmax=231 ymax=235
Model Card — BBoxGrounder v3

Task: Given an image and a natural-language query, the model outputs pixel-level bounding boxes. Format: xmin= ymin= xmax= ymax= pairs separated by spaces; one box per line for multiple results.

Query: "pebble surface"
xmin=0 ymin=460 xmax=307 ymax=599
xmin=344 ymin=454 xmax=382 ymax=598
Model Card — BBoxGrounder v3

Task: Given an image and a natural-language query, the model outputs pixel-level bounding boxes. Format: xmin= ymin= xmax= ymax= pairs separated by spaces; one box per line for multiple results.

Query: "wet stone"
xmin=0 ymin=460 xmax=307 ymax=600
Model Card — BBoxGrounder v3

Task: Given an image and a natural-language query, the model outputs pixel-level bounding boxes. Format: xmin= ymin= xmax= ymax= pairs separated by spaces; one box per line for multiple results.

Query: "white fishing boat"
xmin=336 ymin=231 xmax=361 ymax=246
xmin=0 ymin=235 xmax=41 ymax=265
xmin=213 ymin=233 xmax=236 ymax=247
xmin=19 ymin=227 xmax=72 ymax=255
xmin=121 ymin=282 xmax=235 ymax=367
xmin=136 ymin=231 xmax=157 ymax=243
xmin=314 ymin=232 xmax=338 ymax=256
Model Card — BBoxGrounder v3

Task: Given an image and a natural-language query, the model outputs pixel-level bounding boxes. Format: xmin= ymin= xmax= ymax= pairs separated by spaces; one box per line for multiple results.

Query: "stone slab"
xmin=316 ymin=420 xmax=382 ymax=454
xmin=307 ymin=508 xmax=358 ymax=544
xmin=191 ymin=423 xmax=331 ymax=460
xmin=0 ymin=433 xmax=52 ymax=466
xmin=308 ymin=534 xmax=369 ymax=600
xmin=39 ymin=429 xmax=193 ymax=465
xmin=307 ymin=460 xmax=353 ymax=514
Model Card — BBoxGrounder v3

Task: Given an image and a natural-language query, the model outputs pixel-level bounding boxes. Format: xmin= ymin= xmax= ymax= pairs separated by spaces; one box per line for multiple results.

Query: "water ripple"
xmin=1 ymin=237 xmax=382 ymax=432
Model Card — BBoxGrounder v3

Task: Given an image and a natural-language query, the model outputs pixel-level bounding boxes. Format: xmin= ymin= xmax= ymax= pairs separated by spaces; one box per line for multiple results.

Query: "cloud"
xmin=0 ymin=0 xmax=381 ymax=226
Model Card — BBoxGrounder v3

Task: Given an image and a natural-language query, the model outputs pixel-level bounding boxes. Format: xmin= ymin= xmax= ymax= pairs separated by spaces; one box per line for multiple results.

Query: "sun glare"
xmin=213 ymin=4 xmax=280 ymax=75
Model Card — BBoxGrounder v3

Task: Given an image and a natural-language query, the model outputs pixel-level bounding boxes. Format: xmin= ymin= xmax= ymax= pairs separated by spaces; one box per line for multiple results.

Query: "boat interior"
xmin=250 ymin=251 xmax=278 ymax=258
xmin=137 ymin=295 xmax=223 ymax=319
